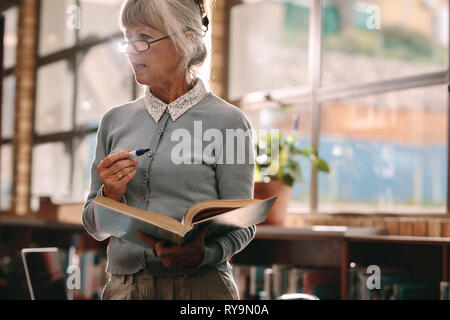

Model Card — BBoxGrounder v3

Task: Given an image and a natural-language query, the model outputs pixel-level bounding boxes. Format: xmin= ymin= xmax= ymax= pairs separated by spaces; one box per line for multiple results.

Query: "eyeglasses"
xmin=118 ymin=35 xmax=170 ymax=53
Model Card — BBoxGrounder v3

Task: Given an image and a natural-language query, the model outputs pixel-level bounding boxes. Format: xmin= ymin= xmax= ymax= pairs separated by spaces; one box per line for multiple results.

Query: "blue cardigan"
xmin=82 ymin=88 xmax=256 ymax=276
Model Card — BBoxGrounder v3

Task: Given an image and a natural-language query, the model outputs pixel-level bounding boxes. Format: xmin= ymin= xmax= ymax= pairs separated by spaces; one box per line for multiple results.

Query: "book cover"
xmin=440 ymin=281 xmax=450 ymax=300
xmin=302 ymin=269 xmax=340 ymax=295
xmin=393 ymin=283 xmax=437 ymax=300
xmin=249 ymin=265 xmax=267 ymax=299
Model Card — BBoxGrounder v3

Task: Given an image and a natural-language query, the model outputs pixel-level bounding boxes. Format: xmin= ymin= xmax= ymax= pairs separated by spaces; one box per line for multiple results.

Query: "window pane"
xmin=35 ymin=60 xmax=74 ymax=134
xmin=3 ymin=6 xmax=18 ymax=68
xmin=1 ymin=75 xmax=16 ymax=139
xmin=229 ymin=0 xmax=310 ymax=100
xmin=79 ymin=0 xmax=123 ymax=41
xmin=72 ymin=133 xmax=96 ymax=203
xmin=0 ymin=144 xmax=13 ymax=211
xmin=245 ymin=103 xmax=312 ymax=211
xmin=322 ymin=0 xmax=449 ymax=87
xmin=76 ymin=41 xmax=133 ymax=128
xmin=39 ymin=0 xmax=76 ymax=56
xmin=31 ymin=142 xmax=71 ymax=208
xmin=319 ymin=85 xmax=447 ymax=213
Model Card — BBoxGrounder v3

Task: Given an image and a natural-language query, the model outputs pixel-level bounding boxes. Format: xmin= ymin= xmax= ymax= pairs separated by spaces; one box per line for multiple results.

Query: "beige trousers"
xmin=101 ymin=269 xmax=240 ymax=300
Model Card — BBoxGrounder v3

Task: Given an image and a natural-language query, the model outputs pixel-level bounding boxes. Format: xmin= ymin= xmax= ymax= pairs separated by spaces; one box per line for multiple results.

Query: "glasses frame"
xmin=119 ymin=35 xmax=170 ymax=53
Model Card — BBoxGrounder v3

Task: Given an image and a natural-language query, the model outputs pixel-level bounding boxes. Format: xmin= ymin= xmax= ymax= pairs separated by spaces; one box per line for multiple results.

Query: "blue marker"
xmin=129 ymin=148 xmax=150 ymax=158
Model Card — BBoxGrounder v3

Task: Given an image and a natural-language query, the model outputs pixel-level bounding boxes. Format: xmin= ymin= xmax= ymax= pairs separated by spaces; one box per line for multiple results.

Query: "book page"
xmin=192 ymin=207 xmax=236 ymax=223
xmin=183 ymin=198 xmax=260 ymax=228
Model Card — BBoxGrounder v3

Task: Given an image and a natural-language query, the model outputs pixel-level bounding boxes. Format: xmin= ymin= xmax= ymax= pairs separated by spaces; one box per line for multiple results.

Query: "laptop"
xmin=21 ymin=247 xmax=68 ymax=300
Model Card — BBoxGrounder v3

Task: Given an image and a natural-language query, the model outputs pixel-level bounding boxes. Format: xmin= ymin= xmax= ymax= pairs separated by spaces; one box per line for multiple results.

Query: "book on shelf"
xmin=249 ymin=265 xmax=267 ymax=299
xmin=302 ymin=269 xmax=340 ymax=300
xmin=392 ymin=283 xmax=436 ymax=300
xmin=440 ymin=281 xmax=450 ymax=300
xmin=234 ymin=264 xmax=327 ymax=300
xmin=272 ymin=264 xmax=290 ymax=299
xmin=260 ymin=268 xmax=274 ymax=300
xmin=349 ymin=265 xmax=439 ymax=300
xmin=93 ymin=195 xmax=277 ymax=246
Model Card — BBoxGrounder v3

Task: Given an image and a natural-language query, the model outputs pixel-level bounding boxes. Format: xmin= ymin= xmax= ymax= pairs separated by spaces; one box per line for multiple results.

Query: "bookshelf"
xmin=0 ymin=214 xmax=107 ymax=299
xmin=347 ymin=235 xmax=450 ymax=286
xmin=2 ymin=214 xmax=449 ymax=300
xmin=232 ymin=225 xmax=450 ymax=300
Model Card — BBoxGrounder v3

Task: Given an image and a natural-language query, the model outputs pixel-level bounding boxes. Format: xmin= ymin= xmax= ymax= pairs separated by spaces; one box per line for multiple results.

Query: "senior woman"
xmin=82 ymin=0 xmax=256 ymax=300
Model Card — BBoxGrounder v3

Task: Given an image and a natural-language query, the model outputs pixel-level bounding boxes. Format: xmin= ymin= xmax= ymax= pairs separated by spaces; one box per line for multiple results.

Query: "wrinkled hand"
xmin=97 ymin=150 xmax=138 ymax=202
xmin=137 ymin=226 xmax=208 ymax=268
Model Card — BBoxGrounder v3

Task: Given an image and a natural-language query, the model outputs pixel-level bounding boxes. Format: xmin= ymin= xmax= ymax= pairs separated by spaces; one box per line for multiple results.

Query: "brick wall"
xmin=11 ymin=0 xmax=38 ymax=215
xmin=210 ymin=0 xmax=232 ymax=99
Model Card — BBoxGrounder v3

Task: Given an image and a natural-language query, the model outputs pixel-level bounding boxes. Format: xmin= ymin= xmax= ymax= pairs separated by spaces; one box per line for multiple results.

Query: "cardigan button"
xmin=142 ymin=195 xmax=147 ymax=202
xmin=143 ymin=172 xmax=148 ymax=180
xmin=147 ymin=150 xmax=153 ymax=157
xmin=158 ymin=128 xmax=163 ymax=134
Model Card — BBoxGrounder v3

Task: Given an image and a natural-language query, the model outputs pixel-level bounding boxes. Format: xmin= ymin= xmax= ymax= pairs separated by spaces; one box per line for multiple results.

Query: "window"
xmin=35 ymin=60 xmax=74 ymax=134
xmin=231 ymin=0 xmax=449 ymax=214
xmin=3 ymin=6 xmax=18 ymax=69
xmin=39 ymin=0 xmax=76 ymax=56
xmin=78 ymin=0 xmax=123 ymax=41
xmin=1 ymin=5 xmax=18 ymax=211
xmin=30 ymin=0 xmax=213 ymax=207
xmin=76 ymin=41 xmax=133 ymax=128
xmin=32 ymin=0 xmax=134 ymax=207
xmin=322 ymin=0 xmax=448 ymax=87
xmin=31 ymin=142 xmax=71 ymax=204
xmin=0 ymin=1 xmax=214 ymax=211
xmin=72 ymin=133 xmax=96 ymax=202
xmin=0 ymin=144 xmax=13 ymax=211
xmin=319 ymin=85 xmax=447 ymax=213
xmin=1 ymin=75 xmax=15 ymax=139
xmin=229 ymin=0 xmax=310 ymax=100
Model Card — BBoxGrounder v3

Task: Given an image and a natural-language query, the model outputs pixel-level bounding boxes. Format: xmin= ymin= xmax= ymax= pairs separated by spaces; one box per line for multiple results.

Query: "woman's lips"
xmin=133 ymin=63 xmax=147 ymax=71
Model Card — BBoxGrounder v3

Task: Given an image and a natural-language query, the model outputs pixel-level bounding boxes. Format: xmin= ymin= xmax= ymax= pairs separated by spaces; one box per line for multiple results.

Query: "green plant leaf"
xmin=313 ymin=157 xmax=330 ymax=173
xmin=254 ymin=131 xmax=330 ymax=186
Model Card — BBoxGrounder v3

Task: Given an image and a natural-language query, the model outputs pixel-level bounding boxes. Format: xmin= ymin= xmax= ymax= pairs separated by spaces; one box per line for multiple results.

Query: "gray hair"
xmin=120 ymin=0 xmax=209 ymax=82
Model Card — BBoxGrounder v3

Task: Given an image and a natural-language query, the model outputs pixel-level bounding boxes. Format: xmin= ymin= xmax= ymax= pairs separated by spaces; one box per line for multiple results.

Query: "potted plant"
xmin=254 ymin=131 xmax=330 ymax=225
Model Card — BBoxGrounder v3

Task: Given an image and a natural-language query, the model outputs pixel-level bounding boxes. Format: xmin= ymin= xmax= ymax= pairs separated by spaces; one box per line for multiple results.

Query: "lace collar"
xmin=143 ymin=78 xmax=208 ymax=123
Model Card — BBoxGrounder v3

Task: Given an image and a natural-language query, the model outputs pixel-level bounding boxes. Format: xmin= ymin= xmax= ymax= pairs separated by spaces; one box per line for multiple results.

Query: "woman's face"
xmin=124 ymin=25 xmax=182 ymax=87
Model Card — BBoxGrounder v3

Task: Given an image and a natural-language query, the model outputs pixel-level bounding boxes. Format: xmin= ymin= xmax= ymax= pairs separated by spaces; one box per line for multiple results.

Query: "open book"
xmin=93 ymin=196 xmax=277 ymax=246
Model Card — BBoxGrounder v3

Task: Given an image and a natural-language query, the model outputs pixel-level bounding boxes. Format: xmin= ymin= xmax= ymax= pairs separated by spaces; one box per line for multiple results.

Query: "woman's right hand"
xmin=97 ymin=150 xmax=138 ymax=202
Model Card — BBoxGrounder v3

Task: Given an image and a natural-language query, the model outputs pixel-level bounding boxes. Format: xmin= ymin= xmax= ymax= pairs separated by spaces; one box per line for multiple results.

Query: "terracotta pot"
xmin=254 ymin=180 xmax=292 ymax=225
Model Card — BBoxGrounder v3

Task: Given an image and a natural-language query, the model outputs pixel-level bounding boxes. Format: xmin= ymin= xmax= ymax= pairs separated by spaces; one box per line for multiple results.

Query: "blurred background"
xmin=0 ymin=0 xmax=449 ymax=300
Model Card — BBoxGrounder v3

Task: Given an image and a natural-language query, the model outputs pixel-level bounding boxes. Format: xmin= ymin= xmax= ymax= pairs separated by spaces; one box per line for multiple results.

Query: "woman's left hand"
xmin=137 ymin=226 xmax=208 ymax=268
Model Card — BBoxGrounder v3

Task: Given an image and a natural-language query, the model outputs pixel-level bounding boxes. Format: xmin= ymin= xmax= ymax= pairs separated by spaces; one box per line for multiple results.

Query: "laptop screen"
xmin=21 ymin=248 xmax=67 ymax=300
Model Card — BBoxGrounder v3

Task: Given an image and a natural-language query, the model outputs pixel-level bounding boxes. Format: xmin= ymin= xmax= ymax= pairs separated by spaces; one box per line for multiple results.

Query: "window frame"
xmin=31 ymin=0 xmax=136 ymax=205
xmin=228 ymin=0 xmax=450 ymax=217
xmin=0 ymin=0 xmax=136 ymax=209
xmin=1 ymin=2 xmax=19 ymax=212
